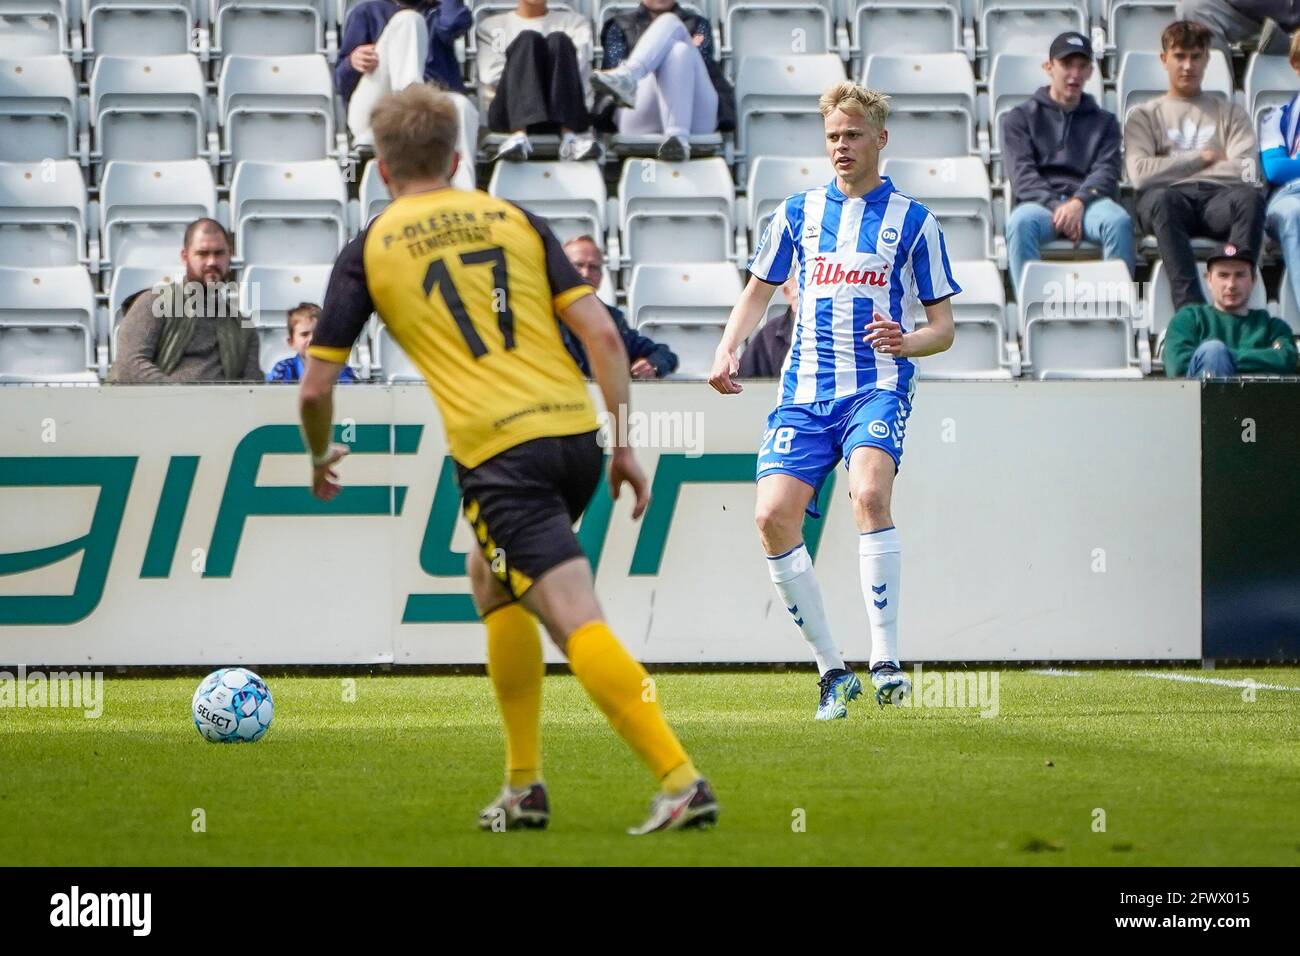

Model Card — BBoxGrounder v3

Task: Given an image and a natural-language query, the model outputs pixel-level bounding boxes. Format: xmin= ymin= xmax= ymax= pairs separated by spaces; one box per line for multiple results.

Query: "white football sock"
xmin=766 ymin=543 xmax=844 ymax=676
xmin=859 ymin=526 xmax=901 ymax=669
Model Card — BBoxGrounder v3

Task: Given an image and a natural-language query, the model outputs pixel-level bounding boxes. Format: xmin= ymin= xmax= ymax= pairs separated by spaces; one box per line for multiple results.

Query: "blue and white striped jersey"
xmin=748 ymin=176 xmax=960 ymax=406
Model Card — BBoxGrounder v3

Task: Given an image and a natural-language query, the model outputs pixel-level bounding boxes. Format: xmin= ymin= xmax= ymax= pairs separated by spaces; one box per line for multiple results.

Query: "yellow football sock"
xmin=565 ymin=620 xmax=698 ymax=794
xmin=484 ymin=603 xmax=544 ymax=789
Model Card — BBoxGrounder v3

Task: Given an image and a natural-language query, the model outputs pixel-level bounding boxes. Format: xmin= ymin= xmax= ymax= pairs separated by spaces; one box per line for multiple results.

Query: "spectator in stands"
xmin=337 ymin=1 xmax=476 ymax=189
xmin=476 ymin=0 xmax=597 ymax=161
xmin=1164 ymin=243 xmax=1298 ymax=376
xmin=561 ymin=235 xmax=678 ymax=377
xmin=1260 ymin=28 xmax=1300 ymax=308
xmin=738 ymin=274 xmax=797 ymax=378
xmin=1001 ymin=32 xmax=1133 ymax=296
xmin=1126 ymin=20 xmax=1265 ymax=311
xmin=1177 ymin=0 xmax=1298 ymax=61
xmin=108 ymin=219 xmax=261 ymax=384
xmin=588 ymin=0 xmax=735 ymax=162
xmin=267 ymin=303 xmax=359 ymax=383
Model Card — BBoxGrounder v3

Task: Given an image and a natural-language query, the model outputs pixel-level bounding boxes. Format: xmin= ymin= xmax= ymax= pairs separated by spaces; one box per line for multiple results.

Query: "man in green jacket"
xmin=1164 ymin=243 xmax=1299 ymax=377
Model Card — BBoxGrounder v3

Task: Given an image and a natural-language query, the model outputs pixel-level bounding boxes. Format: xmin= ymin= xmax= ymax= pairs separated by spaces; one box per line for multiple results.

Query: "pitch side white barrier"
xmin=0 ymin=381 xmax=1200 ymax=665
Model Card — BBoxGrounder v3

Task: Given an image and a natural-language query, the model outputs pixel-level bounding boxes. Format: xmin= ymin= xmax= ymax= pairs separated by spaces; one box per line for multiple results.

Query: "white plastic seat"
xmin=1118 ymin=49 xmax=1232 ymax=121
xmin=851 ymin=0 xmax=963 ymax=71
xmin=0 ymin=0 xmax=71 ymax=56
xmin=373 ymin=322 xmax=422 ymax=382
xmin=0 ymin=159 xmax=87 ymax=266
xmin=359 ymin=158 xmax=390 ymax=225
xmin=230 ymin=159 xmax=347 ymax=266
xmin=862 ymin=52 xmax=978 ymax=159
xmin=99 ymin=158 xmax=215 ymax=271
xmin=618 ymin=157 xmax=734 ymax=279
xmin=626 ymin=262 xmax=743 ymax=377
xmin=880 ymin=156 xmax=994 ymax=261
xmin=745 ymin=154 xmax=833 ymax=242
xmin=488 ymin=160 xmax=607 ymax=247
xmin=84 ymin=0 xmax=202 ymax=58
xmin=1106 ymin=0 xmax=1176 ymax=61
xmin=978 ymin=0 xmax=1087 ymax=63
xmin=1244 ymin=53 xmax=1297 ymax=131
xmin=915 ymin=259 xmax=1012 ymax=379
xmin=988 ymin=53 xmax=1103 ymax=157
xmin=0 ymin=56 xmax=82 ymax=163
xmin=725 ymin=2 xmax=833 ymax=62
xmin=1146 ymin=258 xmax=1270 ymax=365
xmin=1019 ymin=260 xmax=1143 ymax=378
xmin=0 ymin=265 xmax=98 ymax=382
xmin=90 ymin=55 xmax=208 ymax=170
xmin=213 ymin=0 xmax=336 ymax=59
xmin=218 ymin=54 xmax=337 ymax=167
xmin=238 ymin=263 xmax=333 ymax=367
xmin=735 ymin=53 xmax=846 ymax=161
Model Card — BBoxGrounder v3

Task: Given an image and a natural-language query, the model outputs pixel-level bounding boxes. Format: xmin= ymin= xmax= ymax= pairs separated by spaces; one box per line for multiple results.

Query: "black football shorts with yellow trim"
xmin=455 ymin=430 xmax=603 ymax=600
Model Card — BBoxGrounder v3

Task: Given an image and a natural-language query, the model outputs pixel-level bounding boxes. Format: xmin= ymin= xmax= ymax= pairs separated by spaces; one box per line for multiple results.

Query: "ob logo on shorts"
xmin=868 ymin=419 xmax=890 ymax=439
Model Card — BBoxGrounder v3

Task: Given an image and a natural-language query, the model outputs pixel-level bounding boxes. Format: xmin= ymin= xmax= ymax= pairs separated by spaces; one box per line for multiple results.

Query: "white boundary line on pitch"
xmin=1137 ymin=672 xmax=1300 ymax=692
xmin=1029 ymin=669 xmax=1090 ymax=677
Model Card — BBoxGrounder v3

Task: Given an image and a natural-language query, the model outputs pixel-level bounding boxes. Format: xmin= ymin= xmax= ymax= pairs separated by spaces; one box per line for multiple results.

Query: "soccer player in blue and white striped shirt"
xmin=709 ymin=82 xmax=960 ymax=719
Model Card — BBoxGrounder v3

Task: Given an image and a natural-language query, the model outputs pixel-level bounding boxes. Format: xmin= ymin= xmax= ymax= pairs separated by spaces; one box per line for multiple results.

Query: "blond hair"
xmin=370 ymin=85 xmax=460 ymax=185
xmin=818 ymin=82 xmax=890 ymax=130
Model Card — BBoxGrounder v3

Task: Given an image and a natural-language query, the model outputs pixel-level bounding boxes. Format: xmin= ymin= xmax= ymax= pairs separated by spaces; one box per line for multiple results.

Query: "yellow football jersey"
xmin=309 ymin=187 xmax=598 ymax=467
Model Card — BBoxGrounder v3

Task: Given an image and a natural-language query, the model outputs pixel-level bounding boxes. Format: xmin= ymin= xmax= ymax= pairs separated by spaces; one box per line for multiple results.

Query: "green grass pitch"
xmin=3 ymin=669 xmax=1298 ymax=866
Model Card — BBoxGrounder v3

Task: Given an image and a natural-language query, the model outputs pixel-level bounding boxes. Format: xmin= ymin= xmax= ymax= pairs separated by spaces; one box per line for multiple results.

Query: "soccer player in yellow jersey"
xmin=298 ymin=85 xmax=717 ymax=834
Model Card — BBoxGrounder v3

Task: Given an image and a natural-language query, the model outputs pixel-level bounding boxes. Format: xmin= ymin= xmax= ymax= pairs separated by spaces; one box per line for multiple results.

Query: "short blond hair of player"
xmin=818 ymin=81 xmax=891 ymax=131
xmin=298 ymin=84 xmax=719 ymax=834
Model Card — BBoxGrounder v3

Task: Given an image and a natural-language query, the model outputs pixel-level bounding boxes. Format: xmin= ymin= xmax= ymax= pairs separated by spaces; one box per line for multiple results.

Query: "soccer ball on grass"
xmin=192 ymin=667 xmax=274 ymax=743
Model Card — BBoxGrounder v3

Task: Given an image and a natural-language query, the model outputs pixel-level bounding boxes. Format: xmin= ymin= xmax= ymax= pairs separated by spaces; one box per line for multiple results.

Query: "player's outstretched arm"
xmin=709 ymin=274 xmax=779 ymax=394
xmin=558 ymin=292 xmax=650 ymax=520
xmin=300 ymin=356 xmax=350 ymax=502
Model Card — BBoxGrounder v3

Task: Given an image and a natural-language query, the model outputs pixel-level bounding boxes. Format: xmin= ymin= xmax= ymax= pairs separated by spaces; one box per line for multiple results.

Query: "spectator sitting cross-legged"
xmin=1163 ymin=243 xmax=1299 ymax=377
xmin=1260 ymin=28 xmax=1300 ymax=310
xmin=337 ymin=0 xmax=477 ymax=190
xmin=737 ymin=273 xmax=797 ymax=378
xmin=476 ymin=0 xmax=598 ymax=162
xmin=1001 ymin=31 xmax=1134 ymax=297
xmin=1177 ymin=0 xmax=1300 ymax=62
xmin=107 ymin=219 xmax=261 ymax=384
xmin=267 ymin=303 xmax=360 ymax=383
xmin=1126 ymin=20 xmax=1266 ymax=312
xmin=561 ymin=235 xmax=678 ymax=377
xmin=588 ymin=0 xmax=736 ymax=162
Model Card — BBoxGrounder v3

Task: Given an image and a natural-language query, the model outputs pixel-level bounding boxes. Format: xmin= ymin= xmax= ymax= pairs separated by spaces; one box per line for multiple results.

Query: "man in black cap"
xmin=1001 ymin=31 xmax=1132 ymax=296
xmin=1163 ymin=243 xmax=1298 ymax=377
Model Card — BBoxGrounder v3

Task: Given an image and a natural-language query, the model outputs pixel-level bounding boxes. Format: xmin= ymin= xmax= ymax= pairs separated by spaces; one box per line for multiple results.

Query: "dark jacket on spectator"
xmin=336 ymin=0 xmax=471 ymax=102
xmin=1002 ymin=88 xmax=1122 ymax=210
xmin=1230 ymin=0 xmax=1300 ymax=28
xmin=562 ymin=303 xmax=679 ymax=377
xmin=594 ymin=3 xmax=736 ymax=132
xmin=738 ymin=309 xmax=793 ymax=378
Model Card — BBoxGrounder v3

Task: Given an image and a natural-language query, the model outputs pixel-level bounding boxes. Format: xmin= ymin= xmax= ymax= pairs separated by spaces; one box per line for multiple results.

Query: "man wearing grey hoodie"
xmin=1001 ymin=32 xmax=1133 ymax=296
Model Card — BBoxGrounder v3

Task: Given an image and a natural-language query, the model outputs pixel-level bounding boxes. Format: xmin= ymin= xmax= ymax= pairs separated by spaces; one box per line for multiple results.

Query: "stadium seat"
xmin=880 ymin=156 xmax=998 ymax=262
xmin=744 ymin=154 xmax=834 ymax=243
xmin=1117 ymin=49 xmax=1232 ymax=121
xmin=914 ymin=259 xmax=1014 ymax=379
xmin=98 ymin=158 xmax=216 ymax=271
xmin=89 ymin=55 xmax=209 ymax=172
xmin=1244 ymin=53 xmax=1296 ymax=131
xmin=0 ymin=264 xmax=99 ymax=382
xmin=724 ymin=2 xmax=834 ymax=63
xmin=850 ymin=0 xmax=965 ymax=73
xmin=734 ymin=53 xmax=846 ymax=164
xmin=1145 ymin=258 xmax=1270 ymax=367
xmin=83 ymin=0 xmax=202 ymax=59
xmin=861 ymin=53 xmax=978 ymax=159
xmin=373 ymin=322 xmax=422 ymax=382
xmin=229 ymin=159 xmax=348 ymax=266
xmin=218 ymin=54 xmax=339 ymax=168
xmin=626 ymin=262 xmax=743 ymax=377
xmin=1105 ymin=0 xmax=1176 ymax=62
xmin=212 ymin=0 xmax=337 ymax=60
xmin=359 ymin=159 xmax=389 ymax=225
xmin=988 ymin=53 xmax=1104 ymax=160
xmin=977 ymin=0 xmax=1087 ymax=64
xmin=1018 ymin=260 xmax=1144 ymax=378
xmin=0 ymin=0 xmax=73 ymax=56
xmin=0 ymin=159 xmax=88 ymax=266
xmin=617 ymin=157 xmax=734 ymax=280
xmin=106 ymin=262 xmax=175 ymax=358
xmin=238 ymin=262 xmax=333 ymax=368
xmin=0 ymin=56 xmax=83 ymax=163
xmin=487 ymin=160 xmax=607 ymax=248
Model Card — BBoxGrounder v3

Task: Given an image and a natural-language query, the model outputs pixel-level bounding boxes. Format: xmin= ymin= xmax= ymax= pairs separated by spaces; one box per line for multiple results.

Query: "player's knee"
xmin=754 ymin=498 xmax=800 ymax=541
xmin=849 ymin=482 xmax=890 ymax=525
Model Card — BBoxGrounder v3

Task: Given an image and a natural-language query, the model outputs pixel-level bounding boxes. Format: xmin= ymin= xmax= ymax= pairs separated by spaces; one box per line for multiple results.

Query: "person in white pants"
xmin=589 ymin=0 xmax=719 ymax=162
xmin=347 ymin=7 xmax=478 ymax=190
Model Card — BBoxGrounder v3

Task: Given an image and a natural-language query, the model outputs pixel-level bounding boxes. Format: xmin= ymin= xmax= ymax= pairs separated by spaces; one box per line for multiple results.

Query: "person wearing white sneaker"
xmin=337 ymin=0 xmax=479 ymax=189
xmin=590 ymin=0 xmax=732 ymax=162
xmin=477 ymin=0 xmax=596 ymax=162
